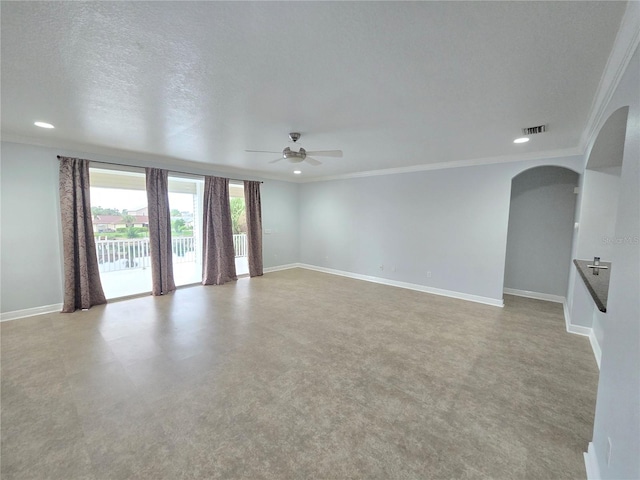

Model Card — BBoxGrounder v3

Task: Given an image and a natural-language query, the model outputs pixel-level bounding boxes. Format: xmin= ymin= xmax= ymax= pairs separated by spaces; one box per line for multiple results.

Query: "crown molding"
xmin=579 ymin=1 xmax=640 ymax=154
xmin=299 ymin=147 xmax=582 ymax=183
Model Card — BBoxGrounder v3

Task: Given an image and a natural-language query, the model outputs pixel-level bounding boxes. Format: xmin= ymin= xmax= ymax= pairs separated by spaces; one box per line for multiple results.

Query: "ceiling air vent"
xmin=522 ymin=125 xmax=546 ymax=135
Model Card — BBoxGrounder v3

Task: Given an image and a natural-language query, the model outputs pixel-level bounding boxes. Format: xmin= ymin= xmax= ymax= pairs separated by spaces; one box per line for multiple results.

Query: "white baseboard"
xmin=1 ymin=303 xmax=63 ymax=322
xmin=503 ymin=288 xmax=565 ymax=304
xmin=263 ymin=263 xmax=301 ymax=273
xmin=589 ymin=330 xmax=602 ymax=370
xmin=566 ymin=321 xmax=593 ymax=337
xmin=298 ymin=263 xmax=504 ymax=307
xmin=584 ymin=442 xmax=601 ymax=480
xmin=562 ymin=300 xmax=601 ymax=370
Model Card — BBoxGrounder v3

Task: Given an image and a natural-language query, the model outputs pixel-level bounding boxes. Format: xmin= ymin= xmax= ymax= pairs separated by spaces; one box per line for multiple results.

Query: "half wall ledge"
xmin=573 ymin=259 xmax=611 ymax=312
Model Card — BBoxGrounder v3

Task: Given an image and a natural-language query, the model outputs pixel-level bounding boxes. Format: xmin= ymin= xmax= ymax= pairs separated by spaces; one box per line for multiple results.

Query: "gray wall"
xmin=575 ymin=167 xmax=621 ymax=261
xmin=503 ymin=166 xmax=579 ymax=296
xmin=1 ymin=142 xmax=65 ymax=312
xmin=1 ymin=141 xmax=582 ymax=312
xmin=299 ymin=156 xmax=582 ymax=303
xmin=261 ymin=180 xmax=299 ymax=268
xmin=587 ymin=46 xmax=639 ymax=480
xmin=0 ymin=141 xmax=300 ymax=314
xmin=569 ymin=273 xmax=597 ymax=328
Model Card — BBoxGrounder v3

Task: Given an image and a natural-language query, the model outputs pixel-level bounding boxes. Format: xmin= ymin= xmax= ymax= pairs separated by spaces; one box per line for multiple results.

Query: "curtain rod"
xmin=56 ymin=155 xmax=263 ymax=184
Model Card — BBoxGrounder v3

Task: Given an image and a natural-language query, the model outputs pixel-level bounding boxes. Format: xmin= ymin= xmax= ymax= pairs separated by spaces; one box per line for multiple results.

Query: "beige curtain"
xmin=202 ymin=176 xmax=237 ymax=285
xmin=59 ymin=157 xmax=107 ymax=312
xmin=244 ymin=181 xmax=263 ymax=277
xmin=145 ymin=168 xmax=176 ymax=296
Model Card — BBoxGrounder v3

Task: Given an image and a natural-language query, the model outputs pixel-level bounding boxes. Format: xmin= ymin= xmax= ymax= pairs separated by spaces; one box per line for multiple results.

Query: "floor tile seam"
xmin=0 ymin=316 xmax=54 ymax=332
xmin=367 ymin=354 xmax=526 ymax=417
xmin=375 ymin=375 xmax=459 ymax=420
xmin=160 ymin=346 xmax=235 ymax=367
xmin=0 ymin=360 xmax=70 ymax=387
xmin=98 ymin=328 xmax=141 ymax=344
xmin=280 ymin=390 xmax=394 ymax=440
xmin=74 ymin=395 xmax=173 ymax=454
xmin=103 ymin=329 xmax=170 ymax=357
xmin=272 ymin=400 xmax=462 ymax=479
xmin=65 ymin=358 xmax=145 ymax=412
xmin=61 ymin=344 xmax=121 ymax=378
xmin=256 ymin=322 xmax=325 ymax=354
xmin=305 ymin=359 xmax=457 ymax=420
xmin=0 ymin=382 xmax=82 ymax=430
xmin=0 ymin=332 xmax=66 ymax=356
xmin=295 ymin=427 xmax=437 ymax=480
xmin=369 ymin=341 xmax=490 ymax=374
xmin=8 ymin=385 xmax=96 ymax=467
xmin=52 ymin=332 xmax=112 ymax=353
xmin=263 ymin=357 xmax=400 ymax=406
xmin=139 ymin=404 xmax=197 ymax=463
xmin=113 ymin=354 xmax=200 ymax=405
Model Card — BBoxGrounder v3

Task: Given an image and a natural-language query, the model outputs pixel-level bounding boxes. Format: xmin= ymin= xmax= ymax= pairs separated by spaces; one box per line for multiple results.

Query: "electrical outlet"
xmin=379 ymin=264 xmax=384 ymax=271
xmin=427 ymin=271 xmax=432 ymax=278
xmin=607 ymin=437 xmax=612 ymax=466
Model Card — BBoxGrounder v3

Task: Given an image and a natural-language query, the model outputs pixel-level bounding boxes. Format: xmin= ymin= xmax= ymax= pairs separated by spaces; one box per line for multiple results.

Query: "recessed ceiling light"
xmin=34 ymin=121 xmax=55 ymax=129
xmin=293 ymin=170 xmax=302 ymax=175
xmin=513 ymin=137 xmax=529 ymax=144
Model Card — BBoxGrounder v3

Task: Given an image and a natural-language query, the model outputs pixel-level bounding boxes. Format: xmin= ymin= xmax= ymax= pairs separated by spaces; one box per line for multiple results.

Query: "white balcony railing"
xmin=96 ymin=238 xmax=150 ymax=272
xmin=233 ymin=233 xmax=247 ymax=258
xmin=95 ymin=234 xmax=248 ymax=273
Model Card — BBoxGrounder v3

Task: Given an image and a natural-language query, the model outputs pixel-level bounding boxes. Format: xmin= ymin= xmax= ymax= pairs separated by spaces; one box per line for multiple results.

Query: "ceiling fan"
xmin=245 ymin=132 xmax=343 ymax=166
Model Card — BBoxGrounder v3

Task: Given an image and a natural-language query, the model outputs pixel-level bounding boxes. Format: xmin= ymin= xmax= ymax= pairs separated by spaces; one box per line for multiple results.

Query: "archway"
xmin=504 ymin=166 xmax=579 ymax=299
xmin=576 ymin=106 xmax=629 ymax=260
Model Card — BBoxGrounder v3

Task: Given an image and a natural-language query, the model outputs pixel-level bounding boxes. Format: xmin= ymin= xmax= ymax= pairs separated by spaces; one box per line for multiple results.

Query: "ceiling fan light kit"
xmin=246 ymin=132 xmax=342 ymax=166
xmin=284 ymin=146 xmax=306 ymax=161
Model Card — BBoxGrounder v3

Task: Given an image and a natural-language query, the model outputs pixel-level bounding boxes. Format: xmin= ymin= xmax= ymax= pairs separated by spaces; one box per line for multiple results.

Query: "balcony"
xmin=96 ymin=234 xmax=249 ymax=299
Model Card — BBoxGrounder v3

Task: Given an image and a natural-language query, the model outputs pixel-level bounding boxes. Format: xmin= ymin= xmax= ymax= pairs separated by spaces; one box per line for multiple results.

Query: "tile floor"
xmin=1 ymin=269 xmax=599 ymax=479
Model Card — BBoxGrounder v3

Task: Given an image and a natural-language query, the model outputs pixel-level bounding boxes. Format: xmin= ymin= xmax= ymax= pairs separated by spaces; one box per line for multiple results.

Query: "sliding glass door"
xmin=230 ymin=182 xmax=249 ymax=276
xmin=168 ymin=175 xmax=203 ymax=286
xmin=90 ymin=168 xmax=153 ymax=298
xmin=90 ymin=168 xmax=248 ymax=299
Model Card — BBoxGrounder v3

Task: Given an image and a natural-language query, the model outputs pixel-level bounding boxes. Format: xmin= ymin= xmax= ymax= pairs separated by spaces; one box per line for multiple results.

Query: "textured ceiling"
xmin=0 ymin=1 xmax=627 ymax=180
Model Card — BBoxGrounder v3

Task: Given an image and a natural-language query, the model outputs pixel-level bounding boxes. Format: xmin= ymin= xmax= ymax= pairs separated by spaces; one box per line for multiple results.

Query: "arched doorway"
xmin=576 ymin=106 xmax=629 ymax=261
xmin=504 ymin=166 xmax=579 ymax=299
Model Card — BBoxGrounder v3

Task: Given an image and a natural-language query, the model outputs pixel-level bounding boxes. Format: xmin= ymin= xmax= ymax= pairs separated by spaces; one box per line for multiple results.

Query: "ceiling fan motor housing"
xmin=289 ymin=132 xmax=301 ymax=143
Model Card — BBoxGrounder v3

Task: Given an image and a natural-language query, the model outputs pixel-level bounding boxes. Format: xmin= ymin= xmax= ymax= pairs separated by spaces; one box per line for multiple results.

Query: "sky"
xmin=90 ymin=187 xmax=195 ymax=213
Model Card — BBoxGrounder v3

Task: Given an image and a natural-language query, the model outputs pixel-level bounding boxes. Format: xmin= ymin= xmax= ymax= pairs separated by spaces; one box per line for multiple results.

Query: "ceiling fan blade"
xmin=304 ymin=150 xmax=343 ymax=158
xmin=245 ymin=150 xmax=281 ymax=154
xmin=268 ymin=157 xmax=283 ymax=164
xmin=305 ymin=156 xmax=322 ymax=166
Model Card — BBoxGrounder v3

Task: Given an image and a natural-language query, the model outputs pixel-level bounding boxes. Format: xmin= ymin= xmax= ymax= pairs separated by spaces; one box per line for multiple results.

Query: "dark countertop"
xmin=574 ymin=259 xmax=611 ymax=313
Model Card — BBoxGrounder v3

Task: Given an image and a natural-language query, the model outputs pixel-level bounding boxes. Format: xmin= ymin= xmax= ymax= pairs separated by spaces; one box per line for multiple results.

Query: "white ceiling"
xmin=0 ymin=1 xmax=627 ymax=181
